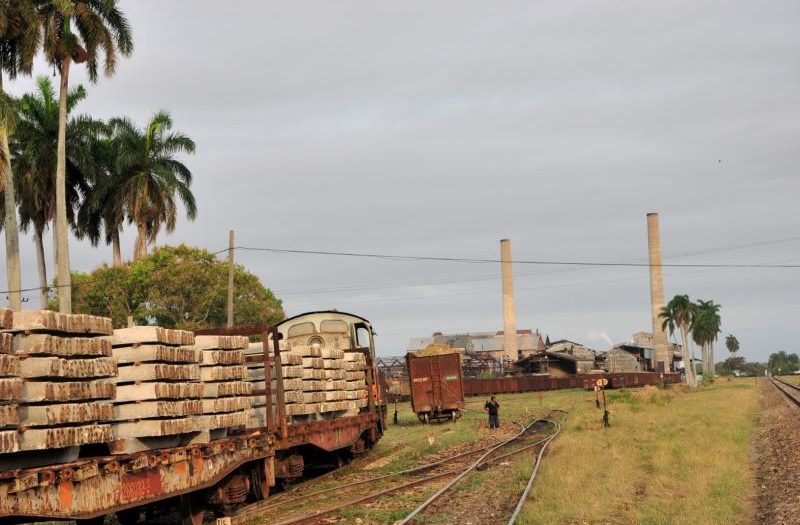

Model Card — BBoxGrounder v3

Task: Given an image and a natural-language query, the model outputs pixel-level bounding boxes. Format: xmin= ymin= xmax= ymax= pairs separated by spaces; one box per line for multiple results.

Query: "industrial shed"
xmin=606 ymin=347 xmax=643 ymax=373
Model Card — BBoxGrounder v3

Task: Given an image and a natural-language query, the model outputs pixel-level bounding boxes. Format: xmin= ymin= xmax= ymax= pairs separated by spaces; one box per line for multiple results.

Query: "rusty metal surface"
xmin=462 ymin=372 xmax=680 ymax=396
xmin=0 ymin=433 xmax=273 ymax=520
xmin=407 ymin=353 xmax=465 ymax=415
xmin=277 ymin=413 xmax=377 ymax=452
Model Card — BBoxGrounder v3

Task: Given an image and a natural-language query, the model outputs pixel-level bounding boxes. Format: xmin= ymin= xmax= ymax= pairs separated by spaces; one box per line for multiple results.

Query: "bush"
xmin=56 ymin=244 xmax=284 ymax=329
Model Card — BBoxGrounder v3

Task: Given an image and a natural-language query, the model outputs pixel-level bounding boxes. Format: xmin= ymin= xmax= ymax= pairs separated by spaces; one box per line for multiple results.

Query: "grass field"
xmin=369 ymin=380 xmax=758 ymax=524
xmin=280 ymin=380 xmax=758 ymax=524
xmin=517 ymin=378 xmax=759 ymax=525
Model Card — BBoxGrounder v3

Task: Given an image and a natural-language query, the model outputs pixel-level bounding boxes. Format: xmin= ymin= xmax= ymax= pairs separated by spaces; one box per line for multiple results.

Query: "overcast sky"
xmin=2 ymin=1 xmax=798 ymax=362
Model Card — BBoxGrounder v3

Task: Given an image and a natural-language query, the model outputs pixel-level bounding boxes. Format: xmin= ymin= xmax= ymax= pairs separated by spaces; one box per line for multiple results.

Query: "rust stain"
xmin=119 ymin=470 xmax=163 ymax=505
xmin=58 ymin=481 xmax=73 ymax=509
xmin=173 ymin=459 xmax=187 ymax=475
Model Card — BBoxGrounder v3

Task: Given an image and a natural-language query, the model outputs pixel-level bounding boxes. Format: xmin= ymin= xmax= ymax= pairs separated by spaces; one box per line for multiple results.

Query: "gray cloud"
xmin=1 ymin=0 xmax=798 ymax=362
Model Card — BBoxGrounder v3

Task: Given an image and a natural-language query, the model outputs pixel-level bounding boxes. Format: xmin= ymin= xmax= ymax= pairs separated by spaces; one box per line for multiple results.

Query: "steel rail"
xmin=770 ymin=377 xmax=800 ymax=409
xmin=506 ymin=395 xmax=576 ymax=524
xmin=262 ymin=444 xmax=406 ymax=507
xmin=267 ymin=468 xmax=461 ymax=525
xmin=506 ymin=419 xmax=562 ymax=524
xmin=395 ymin=418 xmax=555 ymax=525
xmin=257 ymin=435 xmax=556 ymax=525
xmin=259 ymin=425 xmax=544 ymax=512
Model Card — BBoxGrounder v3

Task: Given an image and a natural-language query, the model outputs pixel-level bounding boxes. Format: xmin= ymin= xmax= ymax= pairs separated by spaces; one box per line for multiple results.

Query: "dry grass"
xmin=517 ymin=379 xmax=759 ymax=525
xmin=301 ymin=383 xmax=757 ymax=524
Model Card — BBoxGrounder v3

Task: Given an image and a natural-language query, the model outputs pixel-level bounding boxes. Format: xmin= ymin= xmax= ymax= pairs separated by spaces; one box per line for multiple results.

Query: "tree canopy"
xmin=63 ymin=244 xmax=284 ymax=329
xmin=767 ymin=351 xmax=800 ymax=375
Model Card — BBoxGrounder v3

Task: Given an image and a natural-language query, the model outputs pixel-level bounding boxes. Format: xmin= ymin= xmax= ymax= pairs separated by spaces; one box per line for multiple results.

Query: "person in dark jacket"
xmin=484 ymin=395 xmax=500 ymax=429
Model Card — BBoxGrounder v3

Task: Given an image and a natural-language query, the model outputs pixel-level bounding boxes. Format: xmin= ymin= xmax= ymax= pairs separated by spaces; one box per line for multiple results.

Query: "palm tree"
xmin=725 ymin=334 xmax=739 ymax=357
xmin=39 ymin=0 xmax=132 ymax=313
xmin=0 ymin=0 xmax=41 ymax=310
xmin=12 ymin=75 xmax=102 ymax=307
xmin=692 ymin=300 xmax=722 ymax=379
xmin=108 ymin=111 xmax=196 ymax=260
xmin=77 ymin=133 xmax=126 ymax=265
xmin=660 ymin=294 xmax=698 ymax=387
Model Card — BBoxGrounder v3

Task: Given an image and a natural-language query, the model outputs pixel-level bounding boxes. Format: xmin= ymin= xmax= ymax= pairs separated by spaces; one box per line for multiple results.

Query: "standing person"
xmin=484 ymin=395 xmax=500 ymax=429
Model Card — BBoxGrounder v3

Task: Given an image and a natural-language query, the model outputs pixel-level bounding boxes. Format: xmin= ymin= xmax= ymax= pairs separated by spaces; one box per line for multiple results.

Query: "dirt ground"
xmin=754 ymin=380 xmax=800 ymax=525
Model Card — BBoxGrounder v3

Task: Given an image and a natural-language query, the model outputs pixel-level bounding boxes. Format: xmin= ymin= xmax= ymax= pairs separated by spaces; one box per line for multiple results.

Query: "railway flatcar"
xmin=406 ymin=349 xmax=465 ymax=423
xmin=0 ymin=309 xmax=384 ymax=525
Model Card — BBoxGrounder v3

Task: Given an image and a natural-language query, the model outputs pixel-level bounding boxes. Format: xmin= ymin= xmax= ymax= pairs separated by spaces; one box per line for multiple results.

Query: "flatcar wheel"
xmin=250 ymin=460 xmax=271 ymax=502
xmin=180 ymin=493 xmax=206 ymax=525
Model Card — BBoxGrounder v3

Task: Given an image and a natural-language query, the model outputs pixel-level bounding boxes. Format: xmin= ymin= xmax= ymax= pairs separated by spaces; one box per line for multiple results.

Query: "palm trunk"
xmin=112 ymin=229 xmax=122 ymax=266
xmin=0 ymin=74 xmax=22 ymax=311
xmin=709 ymin=344 xmax=715 ymax=379
xmin=134 ymin=222 xmax=147 ymax=260
xmin=680 ymin=328 xmax=695 ymax=387
xmin=55 ymin=58 xmax=72 ymax=313
xmin=34 ymin=227 xmax=48 ymax=309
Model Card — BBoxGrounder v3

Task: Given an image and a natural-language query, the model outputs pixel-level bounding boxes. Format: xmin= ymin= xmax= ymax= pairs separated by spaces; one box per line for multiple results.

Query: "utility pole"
xmin=226 ymin=230 xmax=235 ymax=328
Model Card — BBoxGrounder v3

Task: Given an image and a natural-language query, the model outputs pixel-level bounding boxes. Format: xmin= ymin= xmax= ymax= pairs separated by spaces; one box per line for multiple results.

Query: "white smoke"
xmin=585 ymin=331 xmax=615 ymax=349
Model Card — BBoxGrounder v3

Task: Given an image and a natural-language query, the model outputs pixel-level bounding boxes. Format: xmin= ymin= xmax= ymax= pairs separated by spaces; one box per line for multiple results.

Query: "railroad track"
xmin=770 ymin=376 xmax=800 ymax=409
xmin=232 ymin=415 xmax=565 ymax=525
xmin=396 ymin=418 xmax=561 ymax=525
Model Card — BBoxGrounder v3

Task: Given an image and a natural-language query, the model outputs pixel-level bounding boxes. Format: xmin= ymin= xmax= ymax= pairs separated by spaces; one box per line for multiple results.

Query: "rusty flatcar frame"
xmin=0 ymin=432 xmax=273 ymax=520
xmin=1 ymin=314 xmax=384 ymax=523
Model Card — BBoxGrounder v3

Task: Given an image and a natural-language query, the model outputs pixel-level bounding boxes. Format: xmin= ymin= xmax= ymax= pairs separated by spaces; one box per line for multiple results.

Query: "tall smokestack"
xmin=646 ymin=213 xmax=670 ymax=373
xmin=500 ymin=239 xmax=518 ymax=362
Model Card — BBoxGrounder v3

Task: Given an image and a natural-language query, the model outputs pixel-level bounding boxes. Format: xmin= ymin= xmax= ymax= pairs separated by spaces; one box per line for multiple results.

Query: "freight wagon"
xmin=462 ymin=372 xmax=681 ymax=396
xmin=0 ymin=309 xmax=384 ymax=525
xmin=406 ymin=350 xmax=464 ymax=423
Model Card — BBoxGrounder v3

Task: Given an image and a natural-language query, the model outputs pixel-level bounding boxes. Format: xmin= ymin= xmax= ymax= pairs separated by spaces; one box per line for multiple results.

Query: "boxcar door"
xmin=438 ymin=354 xmax=465 ymax=409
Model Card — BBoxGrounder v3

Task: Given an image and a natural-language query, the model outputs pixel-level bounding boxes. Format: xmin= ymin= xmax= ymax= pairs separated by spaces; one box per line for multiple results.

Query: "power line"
xmin=236 ymin=246 xmax=800 ymax=269
xmin=273 ymin=236 xmax=800 ymax=296
xmin=3 ymin=241 xmax=798 ymax=297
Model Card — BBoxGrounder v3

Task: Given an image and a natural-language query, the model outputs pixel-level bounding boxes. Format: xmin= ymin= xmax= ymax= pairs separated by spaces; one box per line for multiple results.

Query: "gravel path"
xmin=755 ymin=379 xmax=800 ymax=525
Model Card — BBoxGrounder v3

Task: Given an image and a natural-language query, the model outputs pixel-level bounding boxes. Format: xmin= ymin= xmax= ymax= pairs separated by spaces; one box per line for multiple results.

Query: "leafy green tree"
xmin=691 ymin=299 xmax=722 ymax=379
xmin=767 ymin=351 xmax=799 ymax=375
xmin=39 ymin=0 xmax=133 ymax=313
xmin=66 ymin=245 xmax=284 ymax=330
xmin=660 ymin=294 xmax=697 ymax=387
xmin=106 ymin=112 xmax=196 ymax=260
xmin=725 ymin=334 xmax=739 ymax=357
xmin=0 ymin=0 xmax=41 ymax=310
xmin=12 ymin=75 xmax=103 ymax=307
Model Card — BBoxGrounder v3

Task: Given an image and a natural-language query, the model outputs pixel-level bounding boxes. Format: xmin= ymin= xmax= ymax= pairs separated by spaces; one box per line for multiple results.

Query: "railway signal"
xmin=596 ymin=378 xmax=610 ymax=427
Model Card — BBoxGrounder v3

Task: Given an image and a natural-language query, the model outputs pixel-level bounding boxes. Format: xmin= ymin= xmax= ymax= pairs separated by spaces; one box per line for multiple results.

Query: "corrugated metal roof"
xmin=471 ymin=338 xmax=505 ymax=352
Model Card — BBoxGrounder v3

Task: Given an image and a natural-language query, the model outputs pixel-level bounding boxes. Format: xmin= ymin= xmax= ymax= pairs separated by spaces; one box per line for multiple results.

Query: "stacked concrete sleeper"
xmin=0 ymin=309 xmax=116 ymax=455
xmin=246 ymin=341 xmax=369 ymax=425
xmin=0 ymin=310 xmax=256 ymax=461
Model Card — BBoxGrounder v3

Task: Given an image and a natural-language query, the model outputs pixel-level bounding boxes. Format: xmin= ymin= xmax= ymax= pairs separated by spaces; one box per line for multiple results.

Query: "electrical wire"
xmin=3 ymin=240 xmax=798 ymax=297
xmin=235 ymin=246 xmax=800 ymax=268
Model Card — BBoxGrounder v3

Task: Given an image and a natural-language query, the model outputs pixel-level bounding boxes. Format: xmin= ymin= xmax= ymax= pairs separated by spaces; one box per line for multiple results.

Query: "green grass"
xmin=281 ymin=384 xmax=757 ymax=524
xmin=517 ymin=379 xmax=758 ymax=525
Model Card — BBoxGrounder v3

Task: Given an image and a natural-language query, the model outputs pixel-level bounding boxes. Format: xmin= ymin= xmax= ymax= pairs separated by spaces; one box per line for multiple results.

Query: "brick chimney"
xmin=500 ymin=239 xmax=518 ymax=362
xmin=646 ymin=213 xmax=670 ymax=373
